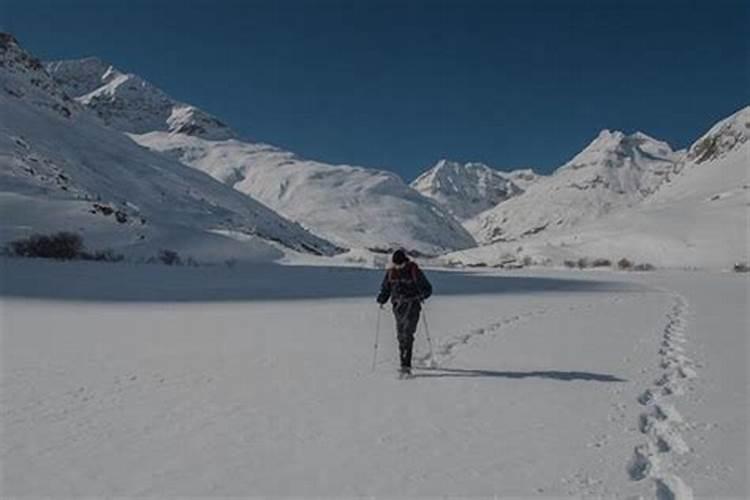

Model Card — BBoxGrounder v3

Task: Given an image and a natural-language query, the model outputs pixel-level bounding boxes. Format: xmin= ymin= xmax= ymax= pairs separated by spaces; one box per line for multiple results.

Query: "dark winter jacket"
xmin=377 ymin=261 xmax=433 ymax=305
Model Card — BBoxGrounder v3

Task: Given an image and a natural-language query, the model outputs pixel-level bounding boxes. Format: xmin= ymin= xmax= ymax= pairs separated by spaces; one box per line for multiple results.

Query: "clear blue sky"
xmin=3 ymin=0 xmax=748 ymax=179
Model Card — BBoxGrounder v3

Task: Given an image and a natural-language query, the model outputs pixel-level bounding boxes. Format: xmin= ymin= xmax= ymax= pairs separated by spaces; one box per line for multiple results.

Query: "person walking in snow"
xmin=376 ymin=249 xmax=433 ymax=377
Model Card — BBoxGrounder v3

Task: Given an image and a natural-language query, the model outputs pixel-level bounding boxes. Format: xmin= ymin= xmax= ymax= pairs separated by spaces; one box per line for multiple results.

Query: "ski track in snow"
xmin=628 ymin=293 xmax=696 ymax=500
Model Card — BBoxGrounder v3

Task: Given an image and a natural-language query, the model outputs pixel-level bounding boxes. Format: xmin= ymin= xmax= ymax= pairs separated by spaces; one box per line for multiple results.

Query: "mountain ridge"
xmin=45 ymin=54 xmax=477 ymax=255
xmin=46 ymin=57 xmax=236 ymax=140
xmin=1 ymin=33 xmax=340 ymax=261
xmin=5 ymin=32 xmax=747 ymax=267
xmin=444 ymin=105 xmax=749 ymax=268
xmin=464 ymin=128 xmax=685 ymax=243
xmin=410 ymin=159 xmax=531 ymax=221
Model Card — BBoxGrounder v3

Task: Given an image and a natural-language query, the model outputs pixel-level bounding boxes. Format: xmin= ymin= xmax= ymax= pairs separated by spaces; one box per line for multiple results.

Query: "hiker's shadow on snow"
xmin=413 ymin=366 xmax=627 ymax=382
xmin=0 ymin=259 xmax=646 ymax=302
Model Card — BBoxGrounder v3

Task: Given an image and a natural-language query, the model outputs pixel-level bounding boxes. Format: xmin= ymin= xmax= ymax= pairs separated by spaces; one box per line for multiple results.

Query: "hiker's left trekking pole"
xmin=372 ymin=306 xmax=382 ymax=372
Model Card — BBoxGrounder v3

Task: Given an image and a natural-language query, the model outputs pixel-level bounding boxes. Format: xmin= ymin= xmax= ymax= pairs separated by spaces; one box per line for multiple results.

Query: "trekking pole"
xmin=421 ymin=306 xmax=438 ymax=368
xmin=371 ymin=306 xmax=382 ymax=372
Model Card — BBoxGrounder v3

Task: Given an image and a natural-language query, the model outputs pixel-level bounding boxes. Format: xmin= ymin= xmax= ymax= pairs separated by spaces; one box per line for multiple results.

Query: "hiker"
xmin=376 ymin=249 xmax=433 ymax=376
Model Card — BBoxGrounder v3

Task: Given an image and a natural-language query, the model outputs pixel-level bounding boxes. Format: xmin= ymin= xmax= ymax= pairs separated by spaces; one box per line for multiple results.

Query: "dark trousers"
xmin=392 ymin=300 xmax=421 ymax=368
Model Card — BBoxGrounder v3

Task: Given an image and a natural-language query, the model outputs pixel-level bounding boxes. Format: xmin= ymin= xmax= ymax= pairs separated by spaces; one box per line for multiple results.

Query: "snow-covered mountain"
xmin=503 ymin=168 xmax=541 ymax=191
xmin=465 ymin=130 xmax=683 ymax=243
xmin=0 ymin=33 xmax=339 ymax=261
xmin=47 ymin=57 xmax=476 ymax=255
xmin=132 ymin=133 xmax=476 ymax=254
xmin=46 ymin=57 xmax=235 ymax=140
xmin=446 ymin=106 xmax=749 ymax=269
xmin=410 ymin=160 xmax=527 ymax=221
xmin=685 ymin=106 xmax=749 ymax=164
xmin=8 ymin=32 xmax=746 ymax=267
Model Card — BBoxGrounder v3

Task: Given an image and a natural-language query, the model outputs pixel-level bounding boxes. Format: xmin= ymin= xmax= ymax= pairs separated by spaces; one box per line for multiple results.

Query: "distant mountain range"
xmin=410 ymin=160 xmax=531 ymax=221
xmin=0 ymin=33 xmax=338 ymax=262
xmin=2 ymin=32 xmax=747 ymax=268
xmin=464 ymin=129 xmax=684 ymax=244
xmin=44 ymin=53 xmax=476 ymax=255
xmin=446 ymin=107 xmax=749 ymax=269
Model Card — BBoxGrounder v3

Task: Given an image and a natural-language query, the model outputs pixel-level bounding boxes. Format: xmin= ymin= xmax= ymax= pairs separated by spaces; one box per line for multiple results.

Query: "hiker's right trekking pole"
xmin=371 ymin=306 xmax=382 ymax=372
xmin=421 ymin=306 xmax=438 ymax=368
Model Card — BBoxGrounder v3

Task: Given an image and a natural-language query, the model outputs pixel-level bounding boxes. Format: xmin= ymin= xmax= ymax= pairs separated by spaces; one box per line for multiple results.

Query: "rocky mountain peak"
xmin=411 ymin=159 xmax=522 ymax=221
xmin=687 ymin=106 xmax=750 ymax=163
xmin=45 ymin=57 xmax=236 ymax=140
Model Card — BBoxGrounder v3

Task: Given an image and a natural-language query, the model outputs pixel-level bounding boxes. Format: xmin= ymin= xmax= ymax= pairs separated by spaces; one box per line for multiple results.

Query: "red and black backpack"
xmin=388 ymin=261 xmax=419 ymax=284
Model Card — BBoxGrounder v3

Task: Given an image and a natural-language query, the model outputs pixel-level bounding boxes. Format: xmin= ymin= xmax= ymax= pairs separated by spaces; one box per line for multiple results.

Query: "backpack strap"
xmin=409 ymin=261 xmax=419 ymax=282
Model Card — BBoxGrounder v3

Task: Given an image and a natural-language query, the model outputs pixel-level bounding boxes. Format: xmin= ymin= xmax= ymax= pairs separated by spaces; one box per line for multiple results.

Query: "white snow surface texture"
xmin=45 ymin=56 xmax=476 ymax=255
xmin=1 ymin=259 xmax=747 ymax=498
xmin=0 ymin=34 xmax=339 ymax=261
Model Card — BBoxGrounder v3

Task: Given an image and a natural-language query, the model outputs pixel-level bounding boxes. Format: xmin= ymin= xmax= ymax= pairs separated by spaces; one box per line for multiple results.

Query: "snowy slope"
xmin=0 ymin=33 xmax=339 ymax=261
xmin=466 ymin=130 xmax=683 ymax=243
xmin=410 ymin=159 xmax=526 ymax=220
xmin=132 ymin=133 xmax=476 ymax=254
xmin=684 ymin=105 xmax=750 ymax=164
xmin=446 ymin=106 xmax=749 ymax=269
xmin=46 ymin=57 xmax=235 ymax=140
xmin=503 ymin=167 xmax=541 ymax=191
xmin=47 ymin=57 xmax=476 ymax=255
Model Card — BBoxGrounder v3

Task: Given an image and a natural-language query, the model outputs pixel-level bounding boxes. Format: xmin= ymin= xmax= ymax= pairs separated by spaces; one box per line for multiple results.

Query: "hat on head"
xmin=392 ymin=249 xmax=408 ymax=265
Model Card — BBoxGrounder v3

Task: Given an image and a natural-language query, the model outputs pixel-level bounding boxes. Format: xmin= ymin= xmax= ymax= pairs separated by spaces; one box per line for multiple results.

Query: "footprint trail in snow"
xmin=628 ymin=294 xmax=696 ymax=500
xmin=413 ymin=295 xmax=624 ymax=368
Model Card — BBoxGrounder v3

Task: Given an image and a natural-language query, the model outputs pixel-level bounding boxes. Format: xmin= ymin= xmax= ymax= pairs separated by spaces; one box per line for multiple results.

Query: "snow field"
xmin=2 ymin=260 xmax=745 ymax=497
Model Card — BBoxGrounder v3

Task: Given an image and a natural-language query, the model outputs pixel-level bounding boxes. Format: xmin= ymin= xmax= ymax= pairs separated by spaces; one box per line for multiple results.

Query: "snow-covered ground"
xmin=1 ymin=258 xmax=746 ymax=498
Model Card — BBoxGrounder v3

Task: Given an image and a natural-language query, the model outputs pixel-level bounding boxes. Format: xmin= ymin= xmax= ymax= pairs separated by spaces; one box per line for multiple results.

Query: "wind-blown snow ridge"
xmin=1 ymin=33 xmax=340 ymax=260
xmin=410 ymin=159 xmax=528 ymax=221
